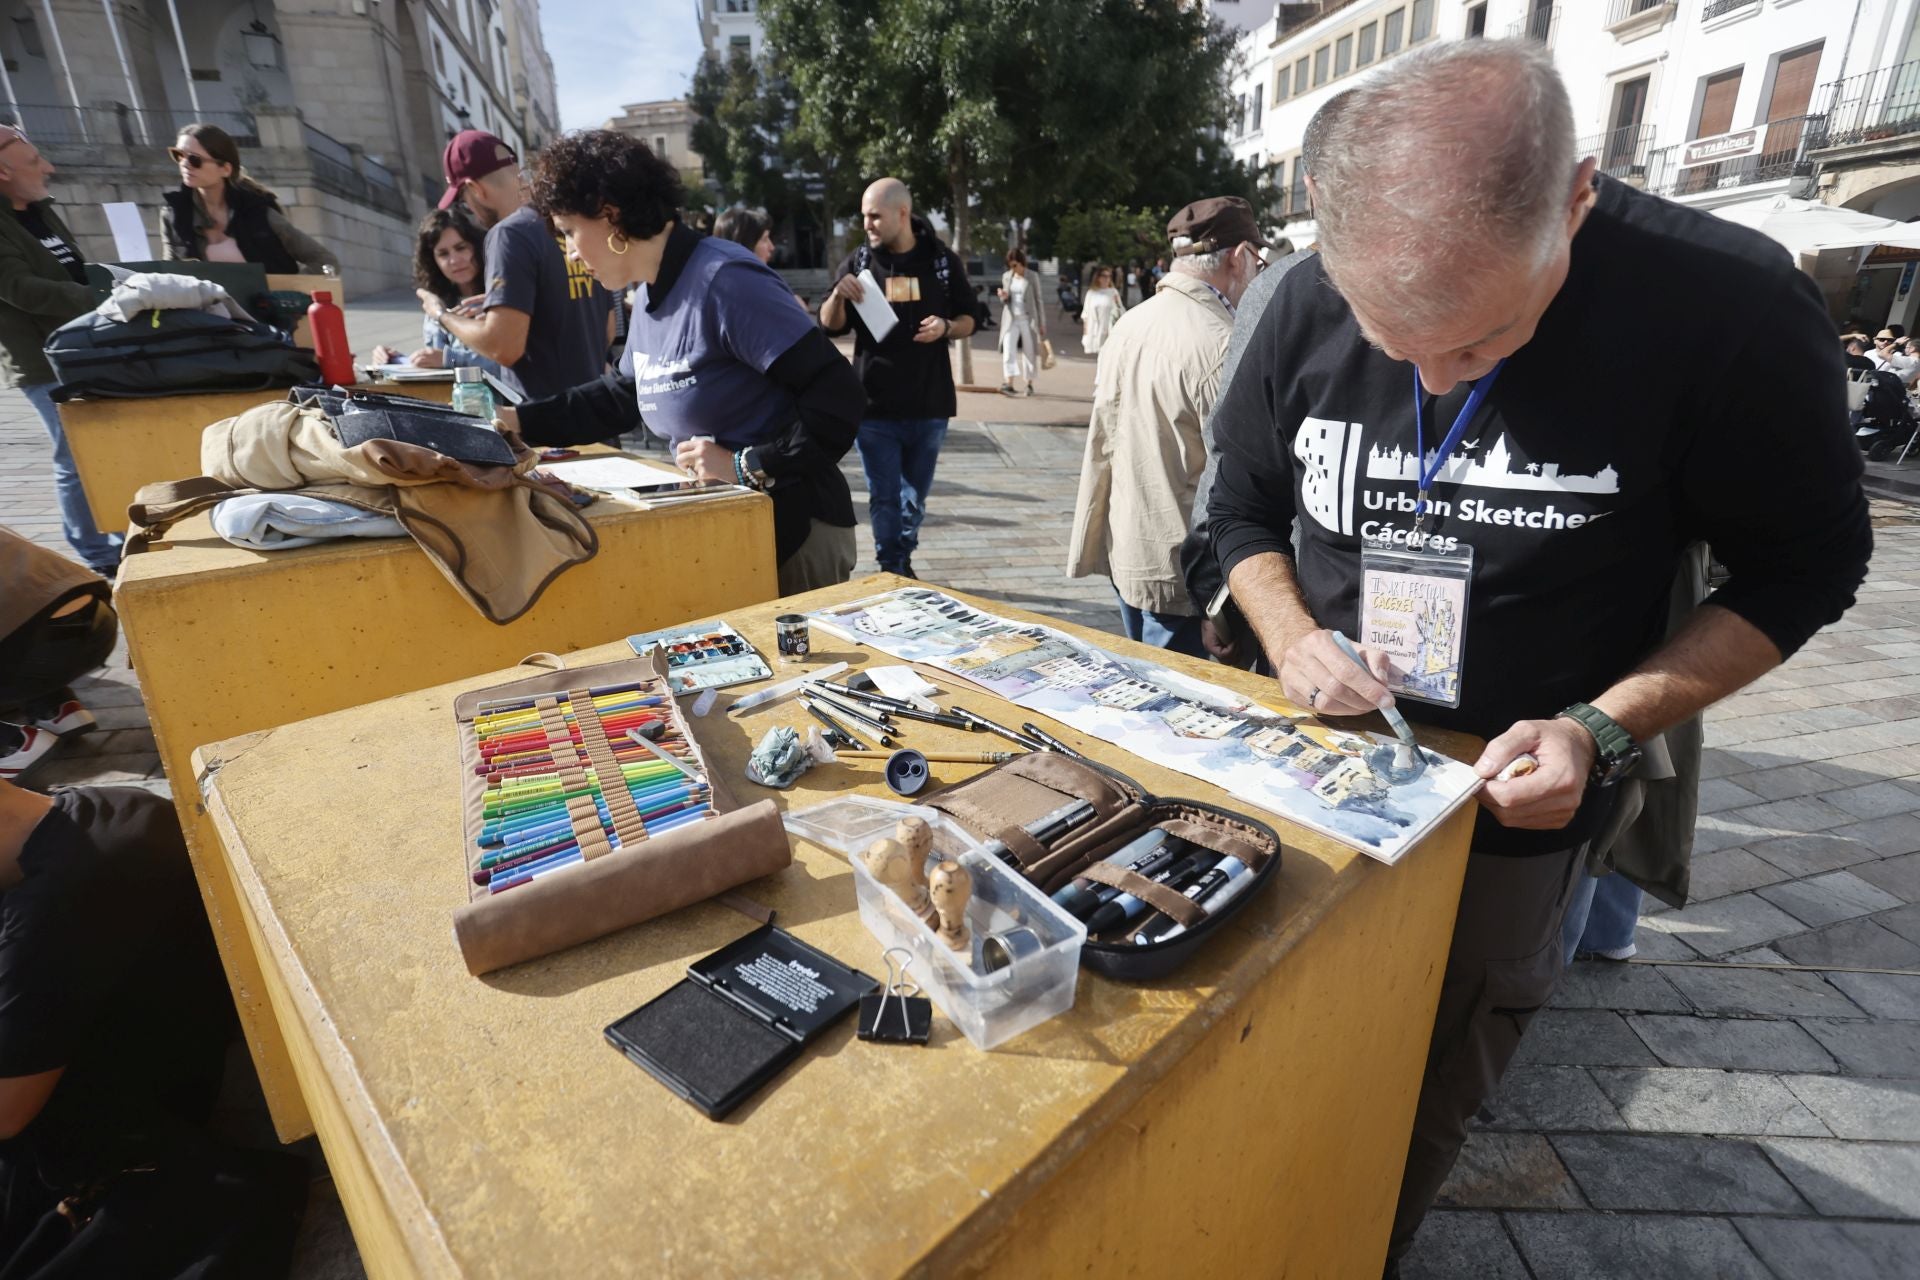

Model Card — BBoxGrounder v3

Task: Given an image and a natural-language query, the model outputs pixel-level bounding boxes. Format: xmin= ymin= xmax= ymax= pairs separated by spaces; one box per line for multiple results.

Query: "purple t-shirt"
xmin=624 ymin=235 xmax=813 ymax=448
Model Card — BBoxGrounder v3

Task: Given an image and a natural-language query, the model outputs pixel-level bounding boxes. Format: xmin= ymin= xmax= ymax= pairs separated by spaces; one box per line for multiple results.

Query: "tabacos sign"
xmin=1682 ymin=128 xmax=1761 ymax=167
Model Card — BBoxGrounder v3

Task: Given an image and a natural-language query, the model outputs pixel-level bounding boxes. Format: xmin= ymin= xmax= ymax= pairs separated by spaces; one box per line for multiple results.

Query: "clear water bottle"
xmin=451 ymin=366 xmax=496 ymax=420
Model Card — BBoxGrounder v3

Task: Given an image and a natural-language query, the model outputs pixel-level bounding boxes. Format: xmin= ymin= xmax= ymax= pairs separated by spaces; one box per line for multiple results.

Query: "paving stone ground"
xmin=7 ymin=289 xmax=1920 ymax=1277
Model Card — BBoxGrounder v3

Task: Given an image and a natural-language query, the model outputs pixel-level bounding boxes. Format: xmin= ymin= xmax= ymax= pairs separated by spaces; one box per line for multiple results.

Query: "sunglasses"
xmin=168 ymin=147 xmax=214 ymax=169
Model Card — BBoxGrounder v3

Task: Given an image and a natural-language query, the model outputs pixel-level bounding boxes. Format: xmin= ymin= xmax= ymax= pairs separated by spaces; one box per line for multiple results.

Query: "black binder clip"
xmin=858 ymin=948 xmax=932 ymax=1045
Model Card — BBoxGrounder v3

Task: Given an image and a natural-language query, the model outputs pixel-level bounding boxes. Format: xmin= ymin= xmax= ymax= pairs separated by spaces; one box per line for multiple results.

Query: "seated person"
xmin=1 ymin=528 xmax=116 ymax=781
xmin=0 ymin=780 xmax=307 ymax=1275
xmin=371 ymin=208 xmax=499 ymax=373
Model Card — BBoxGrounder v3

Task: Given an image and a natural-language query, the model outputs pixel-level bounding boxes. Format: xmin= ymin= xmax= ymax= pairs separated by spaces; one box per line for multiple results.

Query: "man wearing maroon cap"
xmin=1066 ymin=196 xmax=1267 ymax=656
xmin=430 ymin=129 xmax=611 ymax=401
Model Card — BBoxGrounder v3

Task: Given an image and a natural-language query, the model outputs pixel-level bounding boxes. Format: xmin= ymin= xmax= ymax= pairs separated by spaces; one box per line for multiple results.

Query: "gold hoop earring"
xmin=607 ymin=231 xmax=630 ymax=255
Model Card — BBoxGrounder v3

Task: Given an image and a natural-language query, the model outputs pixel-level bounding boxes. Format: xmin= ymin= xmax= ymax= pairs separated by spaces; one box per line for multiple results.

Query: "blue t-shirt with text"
xmin=624 ymin=235 xmax=813 ymax=448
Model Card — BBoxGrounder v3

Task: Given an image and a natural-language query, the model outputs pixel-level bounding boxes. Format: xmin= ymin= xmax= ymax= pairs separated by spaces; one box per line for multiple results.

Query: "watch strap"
xmin=1558 ymin=702 xmax=1635 ymax=764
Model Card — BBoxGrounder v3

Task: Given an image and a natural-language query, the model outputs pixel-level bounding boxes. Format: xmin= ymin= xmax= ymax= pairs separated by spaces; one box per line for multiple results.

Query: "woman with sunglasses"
xmin=160 ymin=124 xmax=338 ymax=274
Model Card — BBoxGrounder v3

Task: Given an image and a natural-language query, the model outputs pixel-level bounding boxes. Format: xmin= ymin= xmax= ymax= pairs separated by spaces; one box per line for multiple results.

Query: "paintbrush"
xmin=1328 ymin=630 xmax=1426 ymax=782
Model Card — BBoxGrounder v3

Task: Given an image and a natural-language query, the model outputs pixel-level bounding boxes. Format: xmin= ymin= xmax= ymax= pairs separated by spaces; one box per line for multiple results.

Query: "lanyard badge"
xmin=1358 ymin=359 xmax=1505 ymax=708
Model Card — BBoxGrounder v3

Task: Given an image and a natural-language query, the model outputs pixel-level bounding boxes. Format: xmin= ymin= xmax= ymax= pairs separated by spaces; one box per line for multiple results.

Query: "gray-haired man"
xmin=1205 ymin=41 xmax=1869 ymax=1267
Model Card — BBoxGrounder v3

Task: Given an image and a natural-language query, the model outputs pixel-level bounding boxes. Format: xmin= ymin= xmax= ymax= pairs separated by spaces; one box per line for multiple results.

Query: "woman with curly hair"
xmin=369 ymin=208 xmax=497 ymax=372
xmin=502 ymin=131 xmax=863 ymax=592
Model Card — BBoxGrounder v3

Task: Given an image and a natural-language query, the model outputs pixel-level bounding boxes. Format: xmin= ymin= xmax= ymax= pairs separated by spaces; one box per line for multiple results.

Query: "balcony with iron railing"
xmin=1605 ymin=0 xmax=1676 ymax=36
xmin=1506 ymin=6 xmax=1558 ymax=48
xmin=1645 ymin=113 xmax=1817 ymax=199
xmin=1577 ymin=122 xmax=1657 ymax=182
xmin=301 ymin=122 xmax=407 ymax=219
xmin=0 ymin=102 xmax=258 ymax=149
xmin=1276 ymin=176 xmax=1311 ymax=223
xmin=1807 ymin=59 xmax=1920 ymax=155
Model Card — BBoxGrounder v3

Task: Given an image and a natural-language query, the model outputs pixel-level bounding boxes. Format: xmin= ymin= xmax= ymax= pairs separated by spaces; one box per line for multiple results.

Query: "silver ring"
xmin=1308 ymin=686 xmax=1321 ymax=708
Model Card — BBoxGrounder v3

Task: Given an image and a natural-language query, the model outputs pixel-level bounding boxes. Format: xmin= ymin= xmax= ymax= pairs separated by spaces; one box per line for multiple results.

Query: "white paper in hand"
xmin=851 ymin=269 xmax=897 ymax=343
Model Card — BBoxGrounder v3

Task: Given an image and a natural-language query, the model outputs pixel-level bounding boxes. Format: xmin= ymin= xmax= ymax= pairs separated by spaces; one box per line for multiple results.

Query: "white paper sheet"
xmin=540 ymin=456 xmax=686 ymax=489
xmin=851 ymin=268 xmax=898 ymax=342
xmin=101 ymin=202 xmax=151 ymax=261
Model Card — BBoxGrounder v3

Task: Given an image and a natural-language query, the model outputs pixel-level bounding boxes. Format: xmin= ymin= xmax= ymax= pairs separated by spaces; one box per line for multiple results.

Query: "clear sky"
xmin=543 ymin=0 xmax=707 ymax=130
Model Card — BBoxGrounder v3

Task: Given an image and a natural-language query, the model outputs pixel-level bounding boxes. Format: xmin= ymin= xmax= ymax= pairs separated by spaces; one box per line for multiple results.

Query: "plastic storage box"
xmin=785 ymin=796 xmax=1086 ymax=1049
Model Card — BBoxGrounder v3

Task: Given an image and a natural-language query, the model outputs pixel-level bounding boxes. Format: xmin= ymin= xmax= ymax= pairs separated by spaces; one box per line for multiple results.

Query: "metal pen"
xmin=799 ymin=701 xmax=863 ymax=751
xmin=804 ymin=687 xmax=897 ymax=736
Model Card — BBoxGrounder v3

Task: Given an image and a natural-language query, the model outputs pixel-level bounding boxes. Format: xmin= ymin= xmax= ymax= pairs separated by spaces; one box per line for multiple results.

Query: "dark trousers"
xmin=855 ymin=417 xmax=949 ymax=572
xmin=1388 ymin=841 xmax=1587 ymax=1259
xmin=0 ymin=596 xmax=117 ymax=720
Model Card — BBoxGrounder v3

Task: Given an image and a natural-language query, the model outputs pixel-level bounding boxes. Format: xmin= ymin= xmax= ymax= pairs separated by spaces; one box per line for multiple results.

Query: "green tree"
xmin=687 ymin=49 xmax=789 ymax=212
xmin=762 ymin=0 xmax=1239 ymax=380
xmin=1052 ymin=206 xmax=1168 ymax=271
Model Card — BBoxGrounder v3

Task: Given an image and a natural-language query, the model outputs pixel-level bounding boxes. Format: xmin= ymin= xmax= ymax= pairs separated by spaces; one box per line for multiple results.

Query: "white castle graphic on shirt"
xmin=1367 ymin=433 xmax=1620 ymax=495
xmin=1294 ymin=417 xmax=1365 ymax=535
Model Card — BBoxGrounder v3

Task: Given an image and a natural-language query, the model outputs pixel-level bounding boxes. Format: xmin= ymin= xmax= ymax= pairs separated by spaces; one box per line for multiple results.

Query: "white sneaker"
xmin=0 ymin=725 xmax=60 ymax=780
xmin=1590 ymin=944 xmax=1637 ymax=962
xmin=32 ymin=699 xmax=95 ymax=736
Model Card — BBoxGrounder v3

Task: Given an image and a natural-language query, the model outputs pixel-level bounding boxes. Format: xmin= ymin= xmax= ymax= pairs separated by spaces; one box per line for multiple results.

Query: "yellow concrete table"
xmin=117 ymin=481 xmax=775 ymax=1140
xmin=193 ymin=580 xmax=1478 ymax=1278
xmin=62 ymin=380 xmax=455 ymax=531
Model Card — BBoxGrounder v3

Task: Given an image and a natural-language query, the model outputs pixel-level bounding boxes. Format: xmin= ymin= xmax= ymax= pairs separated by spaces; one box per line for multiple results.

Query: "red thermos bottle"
xmin=307 ymin=290 xmax=355 ymax=385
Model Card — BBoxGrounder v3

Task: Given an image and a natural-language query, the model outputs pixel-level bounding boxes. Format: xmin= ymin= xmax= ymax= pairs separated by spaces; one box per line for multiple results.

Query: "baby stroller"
xmin=1850 ymin=367 xmax=1919 ymax=462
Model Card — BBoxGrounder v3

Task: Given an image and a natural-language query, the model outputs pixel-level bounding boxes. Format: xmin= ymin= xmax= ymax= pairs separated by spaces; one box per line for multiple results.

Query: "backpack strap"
xmin=124 ymin=477 xmax=256 ymax=555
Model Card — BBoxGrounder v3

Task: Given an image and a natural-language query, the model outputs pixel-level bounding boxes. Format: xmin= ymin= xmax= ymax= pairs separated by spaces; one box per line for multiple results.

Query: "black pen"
xmin=950 ymin=705 xmax=1045 ymax=752
xmin=983 ymin=799 xmax=1098 ymax=866
xmin=801 ymin=696 xmax=896 ymax=750
xmin=821 ymin=685 xmax=973 ymax=731
xmin=1022 ymin=722 xmax=1089 ymax=761
xmin=1084 ymin=851 xmax=1221 ymax=936
xmin=1063 ymin=843 xmax=1181 ymax=921
xmin=800 ymin=700 xmax=863 ymax=751
xmin=804 ymin=688 xmax=896 ymax=737
xmin=1132 ymin=855 xmax=1249 ymax=944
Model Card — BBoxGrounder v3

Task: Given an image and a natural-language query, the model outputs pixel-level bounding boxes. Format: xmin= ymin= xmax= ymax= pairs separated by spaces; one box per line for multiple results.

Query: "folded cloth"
xmin=96 ymin=272 xmax=255 ymax=323
xmin=210 ymin=492 xmax=406 ymax=550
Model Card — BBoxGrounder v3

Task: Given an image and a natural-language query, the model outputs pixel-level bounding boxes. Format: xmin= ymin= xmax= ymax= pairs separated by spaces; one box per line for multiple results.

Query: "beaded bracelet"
xmin=733 ymin=448 xmax=749 ymax=488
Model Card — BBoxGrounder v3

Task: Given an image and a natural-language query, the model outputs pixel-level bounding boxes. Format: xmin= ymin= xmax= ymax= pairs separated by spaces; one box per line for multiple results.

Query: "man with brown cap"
xmin=429 ymin=129 xmax=610 ymax=401
xmin=1067 ymin=196 xmax=1267 ymax=655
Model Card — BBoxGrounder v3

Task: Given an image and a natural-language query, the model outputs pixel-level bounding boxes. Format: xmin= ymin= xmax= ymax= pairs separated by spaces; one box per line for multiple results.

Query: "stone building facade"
xmin=0 ymin=0 xmax=560 ymax=290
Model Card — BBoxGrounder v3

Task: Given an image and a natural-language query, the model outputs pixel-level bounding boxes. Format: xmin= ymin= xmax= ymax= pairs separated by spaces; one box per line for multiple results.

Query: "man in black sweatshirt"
xmin=1205 ymin=43 xmax=1870 ymax=1270
xmin=820 ymin=178 xmax=979 ymax=578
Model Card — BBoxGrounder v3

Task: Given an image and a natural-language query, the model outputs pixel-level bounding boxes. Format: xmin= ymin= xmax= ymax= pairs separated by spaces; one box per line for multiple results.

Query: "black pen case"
xmin=605 ymin=923 xmax=878 ymax=1120
xmin=921 ymin=753 xmax=1284 ymax=981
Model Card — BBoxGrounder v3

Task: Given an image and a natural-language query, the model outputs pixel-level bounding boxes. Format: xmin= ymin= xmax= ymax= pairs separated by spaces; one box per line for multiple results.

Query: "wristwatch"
xmin=1557 ymin=702 xmax=1642 ymax=787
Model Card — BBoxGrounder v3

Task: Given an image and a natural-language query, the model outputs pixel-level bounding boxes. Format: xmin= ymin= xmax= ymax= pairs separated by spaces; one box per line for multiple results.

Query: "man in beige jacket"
xmin=1067 ymin=198 xmax=1267 ymax=656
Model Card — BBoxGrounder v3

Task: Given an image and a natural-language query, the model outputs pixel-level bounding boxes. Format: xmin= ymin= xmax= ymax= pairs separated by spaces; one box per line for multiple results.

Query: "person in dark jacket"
xmin=501 ymin=130 xmax=865 ymax=594
xmin=160 ymin=124 xmax=337 ymax=275
xmin=820 ymin=179 xmax=979 ymax=578
xmin=0 ymin=126 xmax=116 ymax=574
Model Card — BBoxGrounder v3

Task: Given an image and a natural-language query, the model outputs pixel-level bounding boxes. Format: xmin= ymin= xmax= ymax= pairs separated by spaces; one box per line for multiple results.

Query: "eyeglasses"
xmin=168 ymin=147 xmax=210 ymax=169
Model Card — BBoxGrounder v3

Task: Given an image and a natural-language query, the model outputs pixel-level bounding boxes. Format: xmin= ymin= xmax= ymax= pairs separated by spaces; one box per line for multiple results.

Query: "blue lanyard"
xmin=1413 ymin=358 xmax=1507 ymax=524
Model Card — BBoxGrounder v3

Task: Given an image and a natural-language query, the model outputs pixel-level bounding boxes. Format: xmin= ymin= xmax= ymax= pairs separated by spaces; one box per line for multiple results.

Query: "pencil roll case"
xmin=921 ymin=752 xmax=1283 ymax=981
xmin=448 ymin=652 xmax=790 ymax=976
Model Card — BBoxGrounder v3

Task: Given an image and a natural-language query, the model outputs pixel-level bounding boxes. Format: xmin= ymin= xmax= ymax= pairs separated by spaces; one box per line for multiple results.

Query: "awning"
xmin=1711 ymin=194 xmax=1920 ymax=256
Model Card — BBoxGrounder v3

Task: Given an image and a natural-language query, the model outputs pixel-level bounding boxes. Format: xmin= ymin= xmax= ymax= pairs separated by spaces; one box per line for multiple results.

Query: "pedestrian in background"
xmin=714 ymin=207 xmax=775 ymax=264
xmin=1080 ymin=265 xmax=1123 ymax=355
xmin=820 ymin=177 xmax=979 ymax=579
xmin=997 ymin=247 xmax=1044 ymax=397
xmin=161 ymin=124 xmax=337 ymax=273
xmin=370 ymin=207 xmax=496 ymax=373
xmin=1068 ymin=198 xmax=1267 ymax=657
xmin=0 ymin=125 xmax=118 ymax=575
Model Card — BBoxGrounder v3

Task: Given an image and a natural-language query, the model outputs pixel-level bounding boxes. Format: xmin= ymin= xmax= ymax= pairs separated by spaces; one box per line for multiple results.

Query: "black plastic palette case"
xmin=605 ymin=924 xmax=877 ymax=1120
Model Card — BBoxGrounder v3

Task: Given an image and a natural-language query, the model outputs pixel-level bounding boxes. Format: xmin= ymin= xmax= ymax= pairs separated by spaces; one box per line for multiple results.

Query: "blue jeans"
xmin=1561 ymin=870 xmax=1644 ymax=964
xmin=1116 ymin=590 xmax=1207 ymax=658
xmin=856 ymin=417 xmax=948 ymax=571
xmin=22 ymin=381 xmax=122 ymax=574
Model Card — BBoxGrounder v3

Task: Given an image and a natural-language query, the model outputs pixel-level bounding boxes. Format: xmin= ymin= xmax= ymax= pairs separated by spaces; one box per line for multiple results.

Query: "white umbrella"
xmin=1712 ymin=194 xmax=1920 ymax=255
